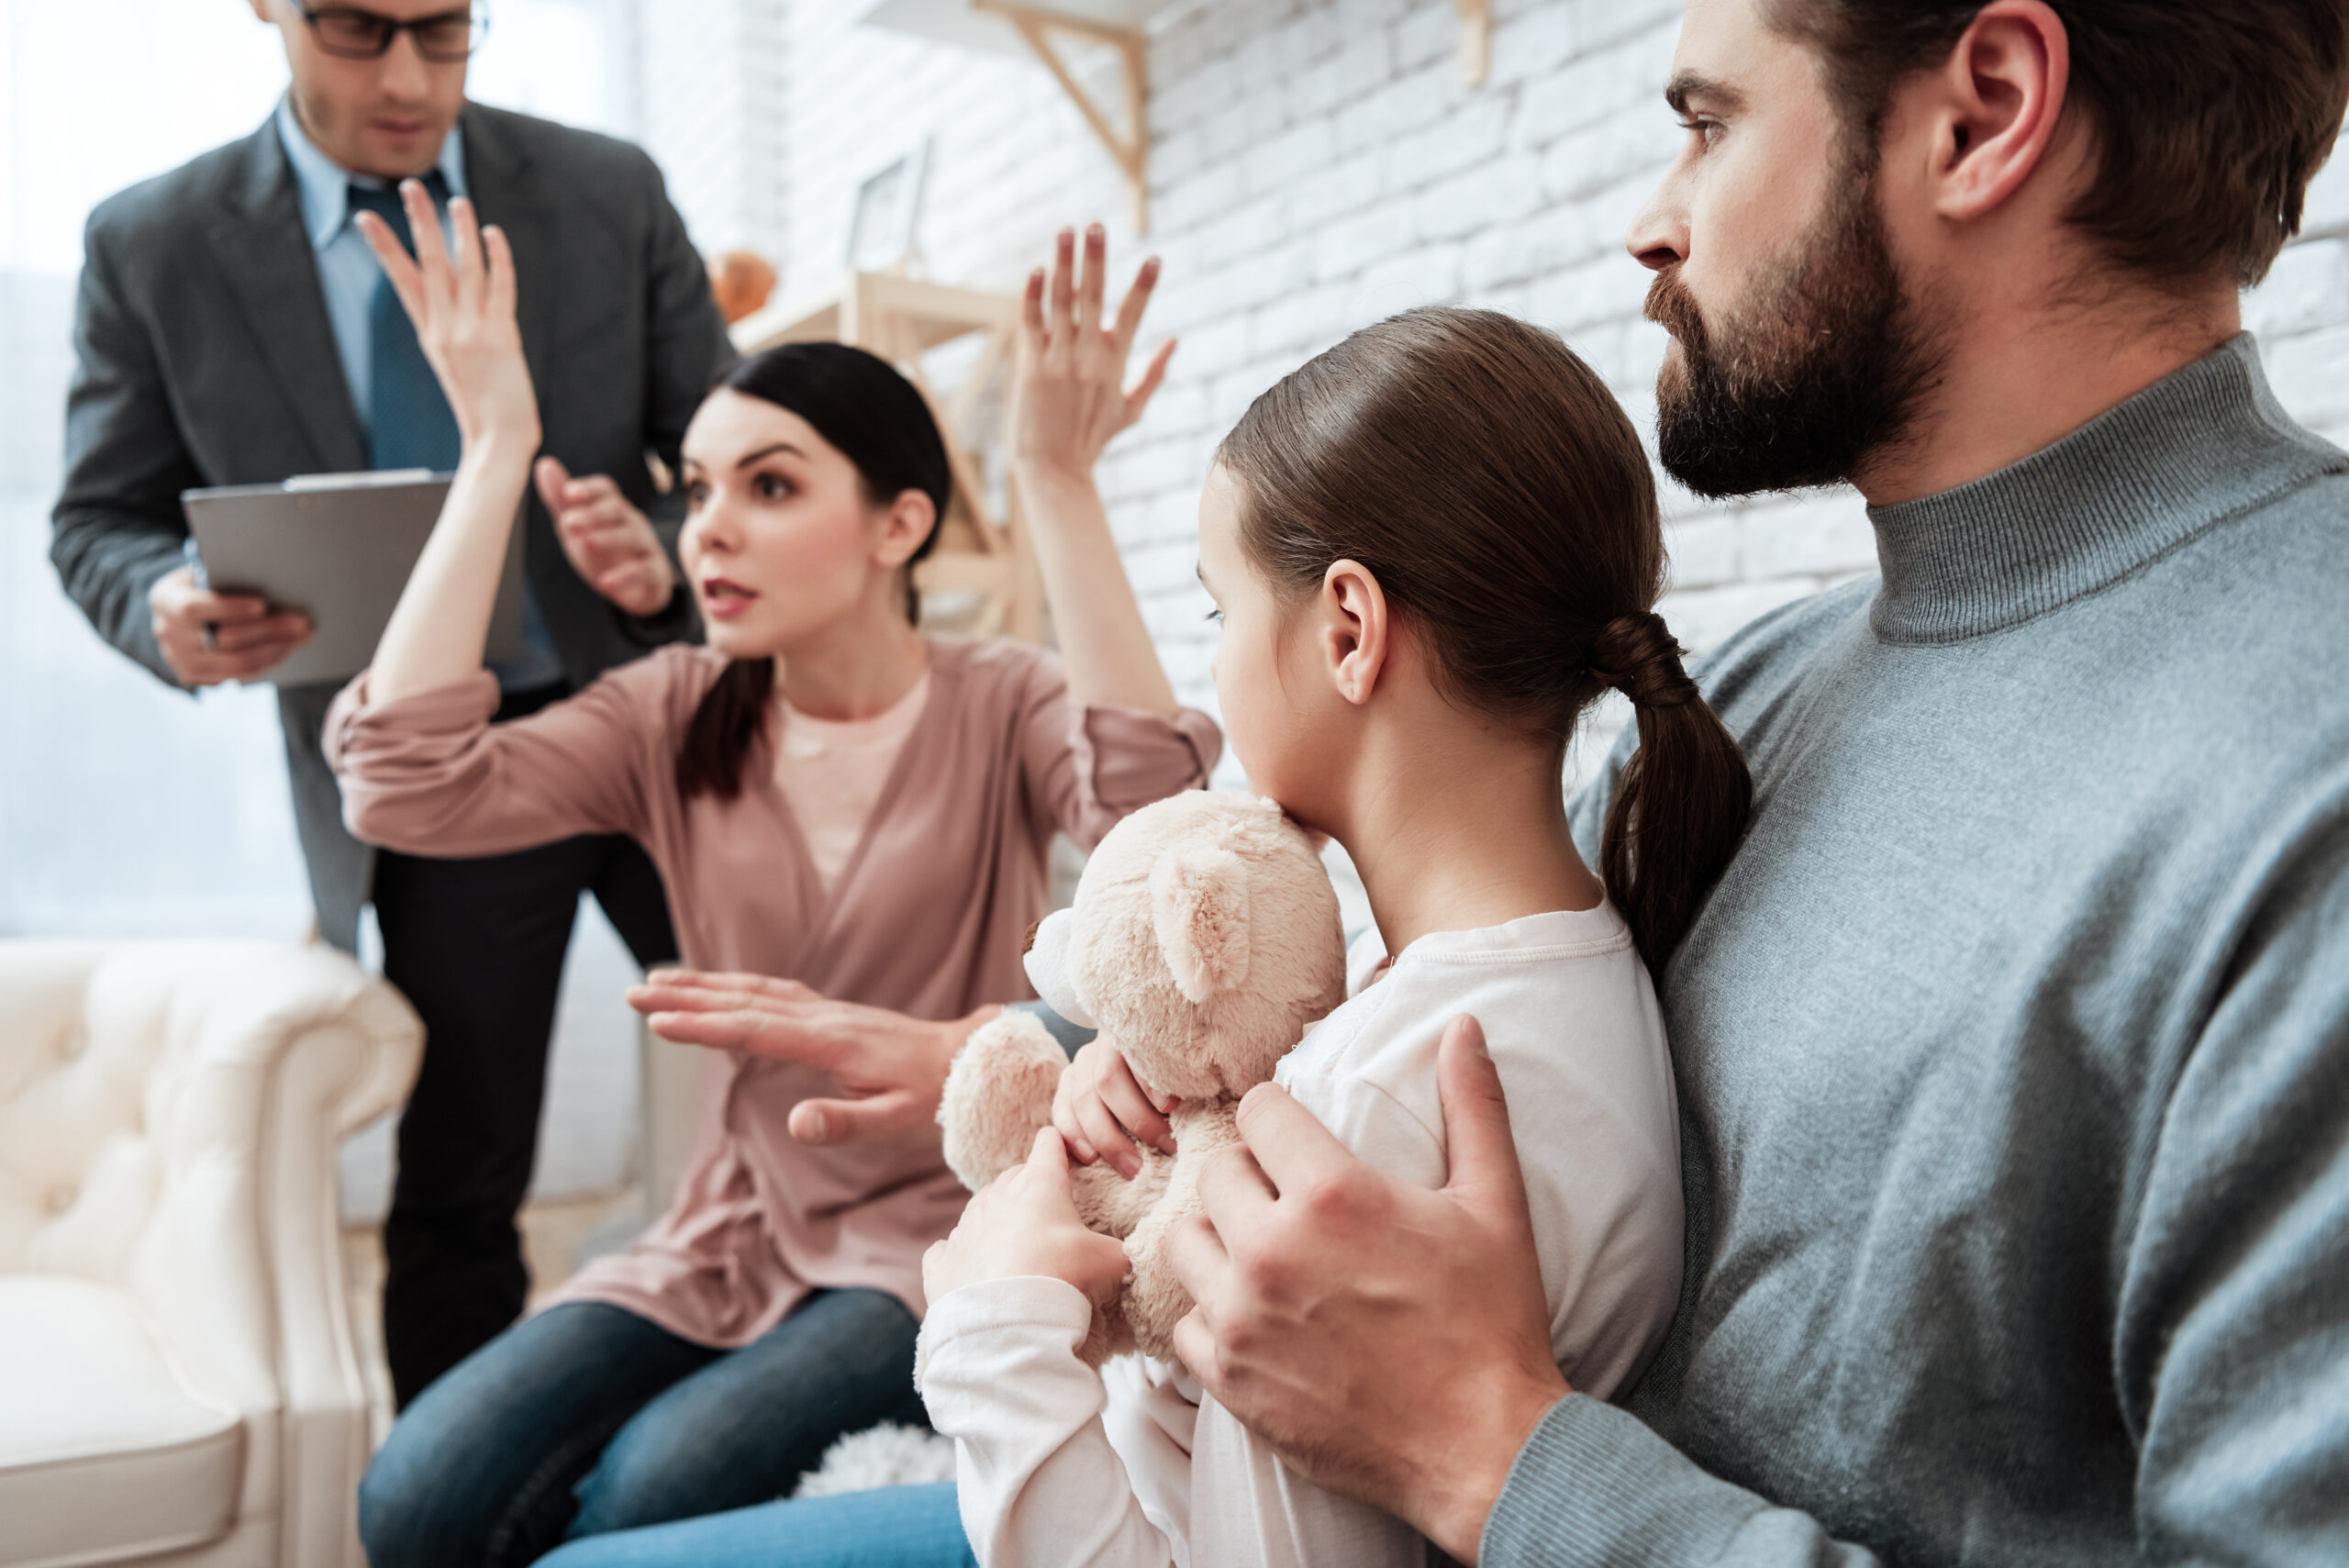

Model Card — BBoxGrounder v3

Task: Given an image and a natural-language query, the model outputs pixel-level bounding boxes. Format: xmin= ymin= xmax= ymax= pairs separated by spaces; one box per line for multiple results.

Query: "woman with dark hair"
xmin=332 ymin=187 xmax=1212 ymax=1565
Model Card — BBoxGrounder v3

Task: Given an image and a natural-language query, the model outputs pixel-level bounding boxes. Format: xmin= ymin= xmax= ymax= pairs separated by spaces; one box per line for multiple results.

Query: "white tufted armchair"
xmin=0 ymin=940 xmax=420 ymax=1568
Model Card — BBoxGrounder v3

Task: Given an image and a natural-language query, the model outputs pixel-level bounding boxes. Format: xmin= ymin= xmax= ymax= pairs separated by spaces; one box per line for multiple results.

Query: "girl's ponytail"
xmin=1216 ymin=306 xmax=1752 ymax=972
xmin=1589 ymin=612 xmax=1752 ymax=970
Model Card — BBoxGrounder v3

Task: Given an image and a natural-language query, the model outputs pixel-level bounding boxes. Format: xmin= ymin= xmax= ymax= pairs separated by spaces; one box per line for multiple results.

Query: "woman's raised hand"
xmin=354 ymin=181 xmax=540 ymax=454
xmin=1011 ymin=224 xmax=1176 ymax=481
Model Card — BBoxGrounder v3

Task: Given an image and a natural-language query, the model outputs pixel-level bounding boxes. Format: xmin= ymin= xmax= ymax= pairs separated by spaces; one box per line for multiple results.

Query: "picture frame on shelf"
xmin=846 ymin=137 xmax=932 ymax=274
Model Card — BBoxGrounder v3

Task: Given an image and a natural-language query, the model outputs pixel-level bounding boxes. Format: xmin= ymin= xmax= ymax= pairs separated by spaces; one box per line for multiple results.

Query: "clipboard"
xmin=181 ymin=469 xmax=525 ymax=687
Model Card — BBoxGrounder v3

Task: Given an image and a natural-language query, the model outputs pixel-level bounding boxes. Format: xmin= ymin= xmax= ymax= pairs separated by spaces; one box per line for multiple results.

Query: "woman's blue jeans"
xmin=533 ymin=1485 xmax=974 ymax=1568
xmin=358 ymin=1292 xmax=935 ymax=1566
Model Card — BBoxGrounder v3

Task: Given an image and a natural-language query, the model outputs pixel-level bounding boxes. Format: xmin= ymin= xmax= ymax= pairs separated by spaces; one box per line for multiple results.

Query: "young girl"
xmin=916 ymin=306 xmax=1752 ymax=1564
xmin=334 ymin=187 xmax=1216 ymax=1563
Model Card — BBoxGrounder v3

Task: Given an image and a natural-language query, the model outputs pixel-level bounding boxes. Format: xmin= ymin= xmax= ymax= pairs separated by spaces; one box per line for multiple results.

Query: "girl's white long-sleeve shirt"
xmin=921 ymin=905 xmax=1685 ymax=1567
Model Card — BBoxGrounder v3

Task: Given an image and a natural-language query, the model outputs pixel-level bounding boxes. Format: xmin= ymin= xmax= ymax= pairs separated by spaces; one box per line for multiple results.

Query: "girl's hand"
xmin=923 ymin=1128 xmax=1130 ymax=1305
xmin=536 ymin=457 xmax=677 ymax=616
xmin=1054 ymin=1037 xmax=1179 ymax=1179
xmin=1010 ymin=224 xmax=1175 ymax=483
xmin=354 ymin=182 xmax=540 ymax=453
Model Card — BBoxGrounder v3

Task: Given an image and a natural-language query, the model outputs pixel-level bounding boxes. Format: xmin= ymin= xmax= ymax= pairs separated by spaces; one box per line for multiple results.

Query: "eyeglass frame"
xmin=293 ymin=2 xmax=489 ymax=63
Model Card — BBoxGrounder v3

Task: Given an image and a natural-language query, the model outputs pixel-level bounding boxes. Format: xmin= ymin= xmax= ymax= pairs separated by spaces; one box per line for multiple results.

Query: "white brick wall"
xmin=617 ymin=0 xmax=792 ymax=258
xmin=629 ymin=0 xmax=2349 ymax=787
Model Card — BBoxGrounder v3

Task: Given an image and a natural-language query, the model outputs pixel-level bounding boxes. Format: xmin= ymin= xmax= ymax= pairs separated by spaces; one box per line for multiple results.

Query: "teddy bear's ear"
xmin=1150 ymin=845 xmax=1251 ymax=1003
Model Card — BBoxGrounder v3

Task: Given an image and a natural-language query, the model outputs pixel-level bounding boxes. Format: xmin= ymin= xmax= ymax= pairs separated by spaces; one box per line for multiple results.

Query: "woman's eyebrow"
xmin=736 ymin=441 xmax=807 ymax=468
xmin=1196 ymin=561 xmax=1214 ymax=590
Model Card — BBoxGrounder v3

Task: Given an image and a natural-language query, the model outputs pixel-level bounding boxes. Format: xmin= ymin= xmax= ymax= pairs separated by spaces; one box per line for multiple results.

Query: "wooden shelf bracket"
xmin=974 ymin=0 xmax=1151 ymax=232
xmin=1455 ymin=0 xmax=1491 ymax=87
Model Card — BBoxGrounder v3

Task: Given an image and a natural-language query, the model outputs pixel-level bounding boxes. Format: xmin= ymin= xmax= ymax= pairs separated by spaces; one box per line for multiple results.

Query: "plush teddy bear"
xmin=934 ymin=790 xmax=1347 ymax=1366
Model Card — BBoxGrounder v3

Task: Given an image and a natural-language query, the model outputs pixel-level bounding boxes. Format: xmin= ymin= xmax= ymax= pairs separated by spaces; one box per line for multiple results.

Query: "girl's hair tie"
xmin=1589 ymin=611 xmax=1698 ymax=710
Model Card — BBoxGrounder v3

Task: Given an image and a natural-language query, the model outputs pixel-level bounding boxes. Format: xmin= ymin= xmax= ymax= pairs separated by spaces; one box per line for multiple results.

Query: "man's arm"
xmin=541 ymin=153 xmax=729 ymax=640
xmin=1492 ymin=812 xmax=2349 ymax=1566
xmin=2124 ymin=813 xmax=2349 ymax=1562
xmin=50 ymin=221 xmax=194 ymax=684
xmin=622 ymin=153 xmax=729 ymax=641
xmin=638 ymin=152 xmax=730 ymax=538
xmin=50 ymin=213 xmax=311 ymax=688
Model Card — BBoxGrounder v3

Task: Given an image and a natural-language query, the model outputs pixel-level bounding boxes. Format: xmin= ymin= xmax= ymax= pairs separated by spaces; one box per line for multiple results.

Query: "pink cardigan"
xmin=325 ymin=638 xmax=1220 ymax=1347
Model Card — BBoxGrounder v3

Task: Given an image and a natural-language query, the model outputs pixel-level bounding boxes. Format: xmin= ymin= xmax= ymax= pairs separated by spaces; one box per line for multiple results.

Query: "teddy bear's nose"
xmin=1023 ymin=908 xmax=1097 ymax=1029
xmin=1022 ymin=917 xmax=1043 ymax=956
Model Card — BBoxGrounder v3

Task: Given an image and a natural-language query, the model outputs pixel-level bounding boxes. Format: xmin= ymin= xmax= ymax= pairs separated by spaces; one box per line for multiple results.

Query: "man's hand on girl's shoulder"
xmin=1171 ymin=1016 xmax=1569 ymax=1564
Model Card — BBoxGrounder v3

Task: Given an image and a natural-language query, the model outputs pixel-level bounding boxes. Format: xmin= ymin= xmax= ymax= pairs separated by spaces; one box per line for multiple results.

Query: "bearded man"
xmin=1154 ymin=1 xmax=2349 ymax=1563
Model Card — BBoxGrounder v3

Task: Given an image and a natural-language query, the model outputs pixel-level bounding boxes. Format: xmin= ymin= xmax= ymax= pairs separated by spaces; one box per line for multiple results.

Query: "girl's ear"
xmin=1317 ymin=558 xmax=1391 ymax=707
xmin=874 ymin=490 xmax=938 ymax=570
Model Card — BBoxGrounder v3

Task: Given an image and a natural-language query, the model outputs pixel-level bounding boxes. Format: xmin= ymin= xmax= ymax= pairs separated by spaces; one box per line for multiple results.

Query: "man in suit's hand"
xmin=149 ymin=564 xmax=312 ymax=686
xmin=535 ymin=455 xmax=678 ymax=617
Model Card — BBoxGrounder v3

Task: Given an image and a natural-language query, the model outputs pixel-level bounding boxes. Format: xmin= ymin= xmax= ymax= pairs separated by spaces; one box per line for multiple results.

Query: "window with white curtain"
xmin=0 ymin=0 xmax=651 ymax=1212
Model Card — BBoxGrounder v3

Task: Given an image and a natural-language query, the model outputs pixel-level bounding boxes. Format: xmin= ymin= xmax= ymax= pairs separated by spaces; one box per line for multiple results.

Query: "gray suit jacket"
xmin=51 ymin=103 xmax=733 ymax=951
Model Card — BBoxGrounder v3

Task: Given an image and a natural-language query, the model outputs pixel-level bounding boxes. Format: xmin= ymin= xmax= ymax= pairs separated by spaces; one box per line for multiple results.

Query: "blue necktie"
xmin=349 ymin=173 xmax=567 ymax=693
xmin=349 ymin=173 xmax=462 ymax=473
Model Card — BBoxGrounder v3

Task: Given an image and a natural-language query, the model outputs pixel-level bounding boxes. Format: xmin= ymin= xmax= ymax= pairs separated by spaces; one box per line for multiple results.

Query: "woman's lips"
xmin=699 ymin=577 xmax=758 ymax=620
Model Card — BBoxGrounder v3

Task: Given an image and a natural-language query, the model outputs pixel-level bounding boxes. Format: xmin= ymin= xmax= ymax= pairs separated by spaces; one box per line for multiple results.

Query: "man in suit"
xmin=50 ymin=0 xmax=734 ymax=1406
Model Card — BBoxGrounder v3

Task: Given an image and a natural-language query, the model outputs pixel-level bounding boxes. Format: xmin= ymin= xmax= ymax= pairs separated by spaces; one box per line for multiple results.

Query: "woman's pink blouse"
xmin=324 ymin=638 xmax=1221 ymax=1347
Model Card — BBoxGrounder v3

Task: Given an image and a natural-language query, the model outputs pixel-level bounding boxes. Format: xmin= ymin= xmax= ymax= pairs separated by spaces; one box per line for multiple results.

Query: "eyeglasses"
xmin=295 ymin=3 xmax=488 ymax=62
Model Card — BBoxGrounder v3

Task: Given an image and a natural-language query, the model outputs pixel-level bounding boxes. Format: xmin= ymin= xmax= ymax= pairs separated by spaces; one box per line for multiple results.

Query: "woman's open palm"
xmin=1012 ymin=224 xmax=1175 ymax=479
xmin=354 ymin=181 xmax=540 ymax=451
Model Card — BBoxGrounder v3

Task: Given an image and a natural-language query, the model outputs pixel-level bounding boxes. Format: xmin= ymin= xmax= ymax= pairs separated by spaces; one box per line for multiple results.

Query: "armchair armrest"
xmin=0 ymin=940 xmax=421 ymax=1567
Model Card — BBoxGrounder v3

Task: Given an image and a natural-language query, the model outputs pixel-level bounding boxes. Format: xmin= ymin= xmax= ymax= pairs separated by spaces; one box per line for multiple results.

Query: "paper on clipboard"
xmin=181 ymin=471 xmax=526 ymax=687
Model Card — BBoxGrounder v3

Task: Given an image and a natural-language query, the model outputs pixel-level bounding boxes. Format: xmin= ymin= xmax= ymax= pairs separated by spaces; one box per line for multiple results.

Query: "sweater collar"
xmin=1865 ymin=334 xmax=2344 ymax=643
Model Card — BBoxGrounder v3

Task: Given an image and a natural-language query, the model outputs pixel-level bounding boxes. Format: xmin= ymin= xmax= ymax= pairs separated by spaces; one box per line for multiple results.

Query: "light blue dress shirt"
xmin=273 ymin=98 xmax=565 ymax=692
xmin=274 ymin=96 xmax=469 ymax=429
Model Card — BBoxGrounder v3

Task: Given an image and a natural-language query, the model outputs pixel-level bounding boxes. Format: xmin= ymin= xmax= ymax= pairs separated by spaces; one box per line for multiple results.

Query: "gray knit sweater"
xmin=1492 ymin=336 xmax=2349 ymax=1566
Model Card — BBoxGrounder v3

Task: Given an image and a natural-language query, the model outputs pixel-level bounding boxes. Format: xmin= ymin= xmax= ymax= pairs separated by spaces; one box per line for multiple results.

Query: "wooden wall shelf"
xmin=1454 ymin=0 xmax=1491 ymax=87
xmin=974 ymin=0 xmax=1151 ymax=231
xmin=852 ymin=0 xmax=1501 ymax=227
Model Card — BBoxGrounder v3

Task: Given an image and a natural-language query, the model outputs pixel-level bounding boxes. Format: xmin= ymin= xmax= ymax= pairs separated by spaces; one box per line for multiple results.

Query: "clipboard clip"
xmin=182 ymin=537 xmax=223 ymax=651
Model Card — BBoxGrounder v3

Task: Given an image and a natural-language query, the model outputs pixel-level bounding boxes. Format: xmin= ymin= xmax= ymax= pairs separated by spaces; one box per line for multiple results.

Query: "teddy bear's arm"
xmin=941 ymin=1011 xmax=1071 ymax=1191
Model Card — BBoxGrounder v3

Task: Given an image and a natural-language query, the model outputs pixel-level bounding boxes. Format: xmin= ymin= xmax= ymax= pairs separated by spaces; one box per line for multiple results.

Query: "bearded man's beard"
xmin=1647 ymin=168 xmax=1942 ymax=498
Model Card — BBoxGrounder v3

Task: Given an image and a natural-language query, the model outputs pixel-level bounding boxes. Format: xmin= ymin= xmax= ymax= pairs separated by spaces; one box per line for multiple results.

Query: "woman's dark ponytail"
xmin=675 ymin=341 xmax=952 ymax=802
xmin=1216 ymin=306 xmax=1752 ymax=971
xmin=1589 ymin=611 xmax=1752 ymax=969
xmin=676 ymin=656 xmax=775 ymax=802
